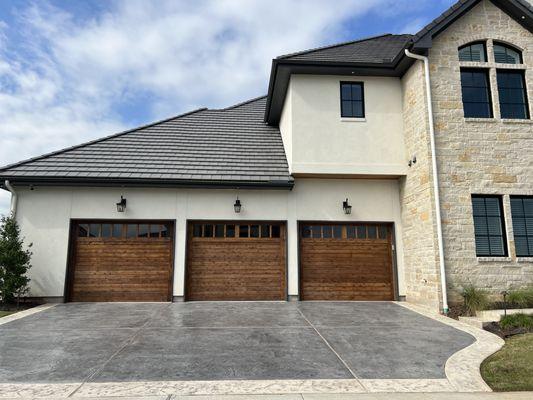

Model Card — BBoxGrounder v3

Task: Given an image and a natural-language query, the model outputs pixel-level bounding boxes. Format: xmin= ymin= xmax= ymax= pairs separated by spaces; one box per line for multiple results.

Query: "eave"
xmin=0 ymin=177 xmax=295 ymax=191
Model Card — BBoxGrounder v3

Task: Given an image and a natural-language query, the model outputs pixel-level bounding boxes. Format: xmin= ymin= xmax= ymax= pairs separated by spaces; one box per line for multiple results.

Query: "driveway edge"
xmin=396 ymin=302 xmax=504 ymax=392
xmin=0 ymin=303 xmax=57 ymax=326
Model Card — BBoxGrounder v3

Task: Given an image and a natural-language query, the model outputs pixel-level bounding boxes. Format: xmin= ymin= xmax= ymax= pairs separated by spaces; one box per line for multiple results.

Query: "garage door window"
xmin=78 ymin=222 xmax=171 ymax=239
xmin=192 ymin=223 xmax=281 ymax=238
xmin=302 ymin=224 xmax=388 ymax=239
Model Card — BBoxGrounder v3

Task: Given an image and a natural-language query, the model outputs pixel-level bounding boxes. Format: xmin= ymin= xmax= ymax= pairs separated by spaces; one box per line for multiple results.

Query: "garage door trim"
xmin=184 ymin=219 xmax=288 ymax=301
xmin=297 ymin=220 xmax=398 ymax=301
xmin=64 ymin=219 xmax=176 ymax=302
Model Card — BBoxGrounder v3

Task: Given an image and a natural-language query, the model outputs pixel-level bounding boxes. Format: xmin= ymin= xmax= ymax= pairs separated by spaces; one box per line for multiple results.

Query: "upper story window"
xmin=458 ymin=42 xmax=487 ymax=62
xmin=472 ymin=195 xmax=507 ymax=257
xmin=460 ymin=68 xmax=493 ymax=118
xmin=497 ymin=70 xmax=529 ymax=119
xmin=493 ymin=42 xmax=522 ymax=64
xmin=510 ymin=197 xmax=533 ymax=257
xmin=340 ymin=82 xmax=365 ymax=118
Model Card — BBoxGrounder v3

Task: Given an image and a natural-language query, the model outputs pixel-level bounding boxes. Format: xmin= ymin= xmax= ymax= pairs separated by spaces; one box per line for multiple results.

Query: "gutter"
xmin=4 ymin=180 xmax=17 ymax=217
xmin=404 ymin=49 xmax=449 ymax=314
xmin=0 ymin=177 xmax=295 ymax=191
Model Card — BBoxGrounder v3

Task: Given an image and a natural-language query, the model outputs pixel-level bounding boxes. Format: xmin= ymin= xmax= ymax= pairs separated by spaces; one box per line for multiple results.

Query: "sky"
xmin=0 ymin=0 xmax=456 ymax=216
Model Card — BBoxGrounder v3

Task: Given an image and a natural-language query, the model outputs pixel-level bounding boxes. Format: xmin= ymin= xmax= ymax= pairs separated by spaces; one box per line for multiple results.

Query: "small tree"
xmin=0 ymin=215 xmax=32 ymax=307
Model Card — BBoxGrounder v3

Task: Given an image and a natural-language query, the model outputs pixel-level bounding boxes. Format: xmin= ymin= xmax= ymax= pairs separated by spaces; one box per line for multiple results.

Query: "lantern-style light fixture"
xmin=116 ymin=195 xmax=127 ymax=212
xmin=342 ymin=198 xmax=352 ymax=215
xmin=234 ymin=197 xmax=242 ymax=213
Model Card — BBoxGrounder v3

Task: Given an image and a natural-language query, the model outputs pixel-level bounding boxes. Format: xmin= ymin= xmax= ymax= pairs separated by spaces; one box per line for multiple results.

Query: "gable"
xmin=430 ymin=0 xmax=532 ymax=55
xmin=413 ymin=0 xmax=533 ymax=50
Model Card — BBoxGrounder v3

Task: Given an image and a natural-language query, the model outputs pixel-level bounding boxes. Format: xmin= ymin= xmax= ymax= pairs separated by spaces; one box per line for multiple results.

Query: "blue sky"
xmin=0 ymin=0 xmax=456 ymax=215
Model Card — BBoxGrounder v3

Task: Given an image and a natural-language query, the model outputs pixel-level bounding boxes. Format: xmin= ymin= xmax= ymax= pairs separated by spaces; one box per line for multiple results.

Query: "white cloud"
xmin=0 ymin=0 xmax=420 ymax=215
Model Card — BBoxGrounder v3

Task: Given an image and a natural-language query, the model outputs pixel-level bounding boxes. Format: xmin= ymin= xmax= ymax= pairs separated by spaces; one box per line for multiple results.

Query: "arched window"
xmin=493 ymin=42 xmax=522 ymax=64
xmin=458 ymin=42 xmax=487 ymax=62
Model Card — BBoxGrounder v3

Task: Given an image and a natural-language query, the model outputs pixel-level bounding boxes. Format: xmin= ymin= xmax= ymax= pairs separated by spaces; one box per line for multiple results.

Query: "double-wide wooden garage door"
xmin=186 ymin=221 xmax=286 ymax=301
xmin=67 ymin=221 xmax=174 ymax=302
xmin=300 ymin=223 xmax=395 ymax=301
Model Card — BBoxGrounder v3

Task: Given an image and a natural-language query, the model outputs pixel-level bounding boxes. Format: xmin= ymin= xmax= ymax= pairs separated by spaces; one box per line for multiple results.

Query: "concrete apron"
xmin=0 ymin=302 xmax=503 ymax=398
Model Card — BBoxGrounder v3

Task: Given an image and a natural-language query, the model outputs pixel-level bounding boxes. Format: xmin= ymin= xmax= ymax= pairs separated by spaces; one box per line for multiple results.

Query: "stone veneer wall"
xmin=428 ymin=0 xmax=533 ymax=304
xmin=400 ymin=60 xmax=443 ymax=311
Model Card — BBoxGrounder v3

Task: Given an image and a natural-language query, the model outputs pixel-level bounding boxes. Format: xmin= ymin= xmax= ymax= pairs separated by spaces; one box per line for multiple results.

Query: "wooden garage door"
xmin=67 ymin=221 xmax=174 ymax=302
xmin=300 ymin=223 xmax=395 ymax=301
xmin=186 ymin=221 xmax=286 ymax=301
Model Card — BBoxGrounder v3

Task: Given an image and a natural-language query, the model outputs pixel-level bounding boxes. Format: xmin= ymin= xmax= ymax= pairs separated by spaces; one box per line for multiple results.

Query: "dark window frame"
xmin=496 ymin=69 xmax=530 ymax=120
xmin=458 ymin=41 xmax=488 ymax=62
xmin=340 ymin=81 xmax=365 ymax=118
xmin=191 ymin=222 xmax=282 ymax=239
xmin=493 ymin=41 xmax=523 ymax=64
xmin=460 ymin=68 xmax=494 ymax=118
xmin=471 ymin=195 xmax=508 ymax=257
xmin=510 ymin=196 xmax=533 ymax=257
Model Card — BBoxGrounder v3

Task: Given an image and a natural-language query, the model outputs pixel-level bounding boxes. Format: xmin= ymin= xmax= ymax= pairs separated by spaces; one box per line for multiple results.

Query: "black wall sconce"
xmin=234 ymin=197 xmax=242 ymax=213
xmin=342 ymin=198 xmax=352 ymax=214
xmin=408 ymin=154 xmax=417 ymax=167
xmin=116 ymin=195 xmax=127 ymax=212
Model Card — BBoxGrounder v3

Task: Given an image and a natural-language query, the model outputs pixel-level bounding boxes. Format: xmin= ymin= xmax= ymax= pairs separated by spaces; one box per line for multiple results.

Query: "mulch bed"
xmin=447 ymin=304 xmax=465 ymax=320
xmin=484 ymin=321 xmax=531 ymax=338
xmin=0 ymin=300 xmax=41 ymax=312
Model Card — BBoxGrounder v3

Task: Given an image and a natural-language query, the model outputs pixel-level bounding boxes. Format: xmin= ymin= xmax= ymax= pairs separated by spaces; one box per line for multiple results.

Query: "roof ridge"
xmin=220 ymin=95 xmax=267 ymax=110
xmin=0 ymin=107 xmax=208 ymax=173
xmin=276 ymin=33 xmax=394 ymax=60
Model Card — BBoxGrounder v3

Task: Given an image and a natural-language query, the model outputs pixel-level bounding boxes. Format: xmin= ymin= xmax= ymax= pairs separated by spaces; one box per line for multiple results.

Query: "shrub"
xmin=500 ymin=313 xmax=533 ymax=331
xmin=0 ymin=216 xmax=32 ymax=306
xmin=462 ymin=285 xmax=489 ymax=316
xmin=507 ymin=287 xmax=533 ymax=309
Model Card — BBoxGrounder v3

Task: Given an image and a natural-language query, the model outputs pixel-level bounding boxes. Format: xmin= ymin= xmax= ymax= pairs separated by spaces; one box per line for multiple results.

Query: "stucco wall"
xmin=428 ymin=0 xmax=533 ymax=303
xmin=280 ymin=74 xmax=407 ymax=176
xmin=14 ymin=178 xmax=405 ymax=299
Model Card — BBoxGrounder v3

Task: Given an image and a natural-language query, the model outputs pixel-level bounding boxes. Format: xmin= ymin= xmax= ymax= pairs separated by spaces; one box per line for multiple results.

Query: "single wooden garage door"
xmin=300 ymin=223 xmax=395 ymax=301
xmin=186 ymin=221 xmax=286 ymax=301
xmin=67 ymin=221 xmax=174 ymax=302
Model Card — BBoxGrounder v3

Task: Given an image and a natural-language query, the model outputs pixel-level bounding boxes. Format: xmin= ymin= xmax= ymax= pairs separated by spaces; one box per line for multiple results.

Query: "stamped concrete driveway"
xmin=0 ymin=302 xmax=474 ymax=383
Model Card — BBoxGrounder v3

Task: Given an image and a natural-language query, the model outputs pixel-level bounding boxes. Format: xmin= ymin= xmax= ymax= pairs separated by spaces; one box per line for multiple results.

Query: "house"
xmin=1 ymin=0 xmax=532 ymax=312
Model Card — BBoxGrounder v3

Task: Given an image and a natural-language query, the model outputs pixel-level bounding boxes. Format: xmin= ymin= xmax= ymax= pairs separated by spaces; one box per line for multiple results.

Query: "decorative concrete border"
xmin=397 ymin=302 xmax=505 ymax=392
xmin=0 ymin=303 xmax=57 ymax=326
xmin=0 ymin=378 xmax=471 ymax=398
xmin=0 ymin=382 xmax=79 ymax=398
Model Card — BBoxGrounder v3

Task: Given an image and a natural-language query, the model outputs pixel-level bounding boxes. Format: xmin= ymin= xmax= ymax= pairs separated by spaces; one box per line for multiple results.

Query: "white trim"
xmin=4 ymin=180 xmax=17 ymax=217
xmin=340 ymin=117 xmax=366 ymax=122
xmin=476 ymin=256 xmax=512 ymax=262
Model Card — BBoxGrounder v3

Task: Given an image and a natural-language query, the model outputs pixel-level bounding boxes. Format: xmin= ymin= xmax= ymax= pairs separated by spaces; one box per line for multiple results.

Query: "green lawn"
xmin=481 ymin=334 xmax=533 ymax=391
xmin=0 ymin=310 xmax=15 ymax=318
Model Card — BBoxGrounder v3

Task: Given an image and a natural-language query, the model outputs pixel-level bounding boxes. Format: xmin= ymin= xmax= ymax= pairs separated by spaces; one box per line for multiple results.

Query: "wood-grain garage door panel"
xmin=69 ymin=222 xmax=173 ymax=302
xmin=300 ymin=223 xmax=394 ymax=301
xmin=186 ymin=222 xmax=286 ymax=301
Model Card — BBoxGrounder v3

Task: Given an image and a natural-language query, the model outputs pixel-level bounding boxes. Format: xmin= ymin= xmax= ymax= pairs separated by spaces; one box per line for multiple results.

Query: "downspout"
xmin=404 ymin=49 xmax=449 ymax=314
xmin=4 ymin=180 xmax=17 ymax=218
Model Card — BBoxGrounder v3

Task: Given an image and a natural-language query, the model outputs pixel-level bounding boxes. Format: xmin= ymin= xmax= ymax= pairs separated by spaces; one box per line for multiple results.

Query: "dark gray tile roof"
xmin=277 ymin=34 xmax=413 ymax=64
xmin=0 ymin=96 xmax=293 ymax=187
